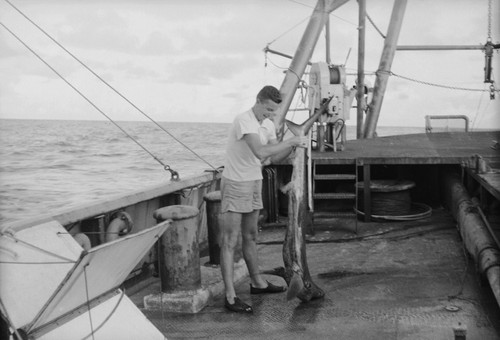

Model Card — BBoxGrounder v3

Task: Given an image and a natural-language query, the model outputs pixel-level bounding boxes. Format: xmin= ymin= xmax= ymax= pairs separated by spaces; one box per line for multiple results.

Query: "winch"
xmin=308 ymin=61 xmax=356 ymax=152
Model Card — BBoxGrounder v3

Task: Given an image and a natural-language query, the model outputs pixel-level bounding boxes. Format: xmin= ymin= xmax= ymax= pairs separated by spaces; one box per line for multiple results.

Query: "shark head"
xmin=285 ymin=96 xmax=333 ymax=137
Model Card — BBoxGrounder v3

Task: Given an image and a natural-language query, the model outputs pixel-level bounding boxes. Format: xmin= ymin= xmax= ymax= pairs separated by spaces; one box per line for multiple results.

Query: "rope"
xmin=268 ymin=0 xmax=357 ymax=50
xmin=2 ymin=0 xmax=219 ymax=176
xmin=0 ymin=22 xmax=185 ymax=180
xmin=366 ymin=12 xmax=386 ymax=39
xmin=266 ymin=14 xmax=311 ymax=46
xmin=264 ymin=53 xmax=290 ymax=70
xmin=83 ymin=265 xmax=96 ymax=340
xmin=380 ymin=70 xmax=500 ymax=93
xmin=80 ymin=289 xmax=125 ymax=340
xmin=471 ymin=86 xmax=489 ymax=129
xmin=0 ymin=232 xmax=77 ymax=263
xmin=287 ymin=67 xmax=304 ymax=82
xmin=258 ymin=222 xmax=449 ymax=245
xmin=357 ymin=191 xmax=412 ymax=216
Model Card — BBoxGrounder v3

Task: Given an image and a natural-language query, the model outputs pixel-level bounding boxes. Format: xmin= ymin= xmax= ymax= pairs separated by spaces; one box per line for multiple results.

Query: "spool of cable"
xmin=356 ymin=179 xmax=415 ymax=216
xmin=329 ymin=65 xmax=346 ymax=84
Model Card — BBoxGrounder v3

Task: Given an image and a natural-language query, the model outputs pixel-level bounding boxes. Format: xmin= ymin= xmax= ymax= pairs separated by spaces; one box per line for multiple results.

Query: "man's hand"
xmin=261 ymin=157 xmax=272 ymax=166
xmin=297 ymin=136 xmax=308 ymax=148
xmin=289 ymin=136 xmax=308 ymax=149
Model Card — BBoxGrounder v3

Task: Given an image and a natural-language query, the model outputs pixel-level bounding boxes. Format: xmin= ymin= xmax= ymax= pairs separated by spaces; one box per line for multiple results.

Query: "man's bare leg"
xmin=220 ymin=211 xmax=241 ymax=303
xmin=241 ymin=210 xmax=268 ymax=288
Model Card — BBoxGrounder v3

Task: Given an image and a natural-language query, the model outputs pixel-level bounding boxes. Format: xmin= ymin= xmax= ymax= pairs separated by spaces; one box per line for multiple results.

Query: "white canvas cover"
xmin=37 ymin=290 xmax=165 ymax=340
xmin=0 ymin=221 xmax=82 ymax=329
xmin=0 ymin=219 xmax=169 ymax=339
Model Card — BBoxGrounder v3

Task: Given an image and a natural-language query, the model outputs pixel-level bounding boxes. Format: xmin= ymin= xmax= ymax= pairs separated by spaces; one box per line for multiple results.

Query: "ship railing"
xmin=425 ymin=114 xmax=470 ymax=133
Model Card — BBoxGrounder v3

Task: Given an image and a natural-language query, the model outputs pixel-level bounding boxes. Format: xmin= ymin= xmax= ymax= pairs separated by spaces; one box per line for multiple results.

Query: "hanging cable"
xmin=266 ymin=14 xmax=311 ymax=47
xmin=80 ymin=289 xmax=125 ymax=340
xmin=366 ymin=12 xmax=386 ymax=39
xmin=0 ymin=21 xmax=186 ymax=180
xmin=3 ymin=0 xmax=218 ymax=176
xmin=471 ymin=84 xmax=487 ymax=130
xmin=83 ymin=265 xmax=96 ymax=340
xmin=382 ymin=70 xmax=500 ymax=93
xmin=0 ymin=231 xmax=77 ymax=263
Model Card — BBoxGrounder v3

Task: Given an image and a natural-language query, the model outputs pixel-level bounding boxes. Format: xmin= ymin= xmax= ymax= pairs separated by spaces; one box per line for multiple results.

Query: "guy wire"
xmin=3 ymin=0 xmax=218 ymax=172
xmin=0 ymin=21 xmax=175 ymax=173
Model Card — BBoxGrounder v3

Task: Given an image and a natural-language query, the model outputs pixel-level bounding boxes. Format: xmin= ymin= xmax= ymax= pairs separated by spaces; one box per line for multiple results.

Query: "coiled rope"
xmin=357 ymin=192 xmax=412 ymax=216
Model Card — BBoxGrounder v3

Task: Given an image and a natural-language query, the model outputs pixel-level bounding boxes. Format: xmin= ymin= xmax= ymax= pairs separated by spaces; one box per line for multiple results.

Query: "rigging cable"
xmin=3 ymin=0 xmax=219 ymax=178
xmin=266 ymin=14 xmax=311 ymax=47
xmin=366 ymin=12 xmax=385 ymax=39
xmin=0 ymin=231 xmax=77 ymax=263
xmin=83 ymin=265 xmax=96 ymax=340
xmin=80 ymin=289 xmax=125 ymax=340
xmin=0 ymin=20 xmax=182 ymax=180
xmin=379 ymin=70 xmax=500 ymax=94
xmin=471 ymin=84 xmax=488 ymax=130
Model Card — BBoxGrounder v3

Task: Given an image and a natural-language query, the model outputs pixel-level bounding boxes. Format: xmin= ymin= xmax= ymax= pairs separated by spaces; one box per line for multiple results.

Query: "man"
xmin=220 ymin=85 xmax=307 ymax=313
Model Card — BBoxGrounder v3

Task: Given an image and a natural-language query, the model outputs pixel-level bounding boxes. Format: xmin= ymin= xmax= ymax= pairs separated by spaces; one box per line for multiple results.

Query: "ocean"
xmin=0 ymin=119 xmax=425 ymax=225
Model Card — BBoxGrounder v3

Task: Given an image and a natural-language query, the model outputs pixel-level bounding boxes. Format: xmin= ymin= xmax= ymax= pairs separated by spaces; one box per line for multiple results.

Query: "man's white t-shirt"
xmin=222 ymin=109 xmax=277 ymax=181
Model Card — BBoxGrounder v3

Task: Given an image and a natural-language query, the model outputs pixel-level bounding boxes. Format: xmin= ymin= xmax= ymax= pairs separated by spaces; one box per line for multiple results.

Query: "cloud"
xmin=139 ymin=31 xmax=177 ymax=55
xmin=0 ymin=0 xmax=498 ymax=128
xmin=164 ymin=54 xmax=259 ymax=85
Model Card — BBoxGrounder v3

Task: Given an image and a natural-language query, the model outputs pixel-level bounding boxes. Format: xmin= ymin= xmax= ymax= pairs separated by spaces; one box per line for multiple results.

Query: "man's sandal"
xmin=224 ymin=297 xmax=253 ymax=313
xmin=250 ymin=281 xmax=286 ymax=294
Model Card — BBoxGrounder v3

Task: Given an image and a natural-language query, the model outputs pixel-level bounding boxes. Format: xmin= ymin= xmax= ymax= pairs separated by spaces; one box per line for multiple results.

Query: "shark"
xmin=265 ymin=97 xmax=333 ymax=302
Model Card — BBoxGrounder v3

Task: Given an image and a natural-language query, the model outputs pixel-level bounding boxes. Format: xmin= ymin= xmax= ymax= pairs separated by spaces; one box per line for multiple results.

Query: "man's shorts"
xmin=221 ymin=177 xmax=263 ymax=213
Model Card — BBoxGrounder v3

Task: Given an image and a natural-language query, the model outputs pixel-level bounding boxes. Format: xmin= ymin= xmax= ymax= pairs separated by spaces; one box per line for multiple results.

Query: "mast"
xmin=275 ymin=0 xmax=350 ymax=141
xmin=325 ymin=16 xmax=331 ymax=64
xmin=363 ymin=0 xmax=407 ymax=138
xmin=356 ymin=0 xmax=366 ymax=139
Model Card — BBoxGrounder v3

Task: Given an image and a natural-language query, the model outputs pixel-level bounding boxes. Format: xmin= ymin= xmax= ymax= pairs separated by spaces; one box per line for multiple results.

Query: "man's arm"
xmin=243 ymin=133 xmax=304 ymax=161
xmin=267 ymin=138 xmax=296 ymax=164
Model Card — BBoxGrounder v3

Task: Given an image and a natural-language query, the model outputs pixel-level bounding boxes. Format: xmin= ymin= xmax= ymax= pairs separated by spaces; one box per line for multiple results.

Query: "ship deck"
xmin=129 ymin=209 xmax=500 ymax=339
xmin=313 ymin=131 xmax=500 ymax=165
xmin=126 ymin=131 xmax=500 ymax=339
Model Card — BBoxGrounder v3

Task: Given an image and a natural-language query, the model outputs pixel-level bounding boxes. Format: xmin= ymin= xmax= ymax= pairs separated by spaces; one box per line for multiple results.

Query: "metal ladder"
xmin=311 ymin=162 xmax=358 ymax=231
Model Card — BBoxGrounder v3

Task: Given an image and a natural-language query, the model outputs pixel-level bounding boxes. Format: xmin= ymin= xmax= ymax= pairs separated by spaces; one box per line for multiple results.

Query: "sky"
xmin=0 ymin=0 xmax=499 ymax=129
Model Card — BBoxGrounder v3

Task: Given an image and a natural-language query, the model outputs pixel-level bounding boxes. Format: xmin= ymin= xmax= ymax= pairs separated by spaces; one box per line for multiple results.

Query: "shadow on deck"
xmin=129 ymin=209 xmax=500 ymax=340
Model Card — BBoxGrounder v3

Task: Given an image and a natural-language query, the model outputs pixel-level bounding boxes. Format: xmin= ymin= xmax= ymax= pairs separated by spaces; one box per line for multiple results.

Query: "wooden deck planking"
xmin=469 ymin=171 xmax=500 ymax=201
xmin=312 ymin=131 xmax=500 ymax=165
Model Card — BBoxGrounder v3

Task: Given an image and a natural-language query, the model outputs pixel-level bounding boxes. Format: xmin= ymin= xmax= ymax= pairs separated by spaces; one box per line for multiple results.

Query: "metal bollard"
xmin=203 ymin=190 xmax=242 ymax=265
xmin=153 ymin=205 xmax=200 ymax=292
xmin=203 ymin=191 xmax=222 ymax=265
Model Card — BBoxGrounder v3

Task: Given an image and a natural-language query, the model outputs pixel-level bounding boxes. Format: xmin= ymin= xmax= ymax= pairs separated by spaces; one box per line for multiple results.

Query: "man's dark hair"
xmin=257 ymin=85 xmax=282 ymax=104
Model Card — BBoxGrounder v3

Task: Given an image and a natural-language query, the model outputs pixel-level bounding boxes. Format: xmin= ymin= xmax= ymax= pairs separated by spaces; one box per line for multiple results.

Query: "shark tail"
xmin=286 ymin=272 xmax=304 ymax=301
